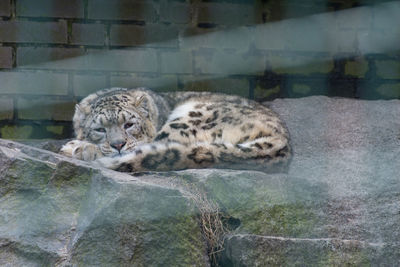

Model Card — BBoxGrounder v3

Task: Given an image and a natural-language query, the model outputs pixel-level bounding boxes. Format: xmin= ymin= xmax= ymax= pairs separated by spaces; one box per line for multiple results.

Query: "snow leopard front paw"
xmin=96 ymin=155 xmax=136 ymax=172
xmin=60 ymin=140 xmax=103 ymax=161
xmin=95 ymin=156 xmax=120 ymax=169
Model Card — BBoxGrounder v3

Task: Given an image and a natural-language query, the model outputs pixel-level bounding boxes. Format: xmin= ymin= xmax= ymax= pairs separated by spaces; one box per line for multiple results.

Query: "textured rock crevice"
xmin=220 ymin=234 xmax=389 ymax=267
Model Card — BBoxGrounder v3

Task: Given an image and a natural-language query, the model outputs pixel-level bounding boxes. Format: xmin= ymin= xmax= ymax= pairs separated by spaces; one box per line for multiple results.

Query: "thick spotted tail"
xmin=96 ymin=140 xmax=291 ymax=173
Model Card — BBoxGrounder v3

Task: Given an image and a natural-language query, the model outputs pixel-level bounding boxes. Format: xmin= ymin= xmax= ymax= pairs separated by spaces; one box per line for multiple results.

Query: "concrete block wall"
xmin=0 ymin=0 xmax=399 ymax=139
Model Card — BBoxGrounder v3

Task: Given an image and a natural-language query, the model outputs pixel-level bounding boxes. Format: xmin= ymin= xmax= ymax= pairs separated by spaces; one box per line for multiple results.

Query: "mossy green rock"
xmin=0 ymin=140 xmax=208 ymax=266
xmin=220 ymin=235 xmax=380 ymax=266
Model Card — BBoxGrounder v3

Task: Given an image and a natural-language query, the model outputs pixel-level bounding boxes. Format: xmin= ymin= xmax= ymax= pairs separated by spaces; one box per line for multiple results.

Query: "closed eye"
xmin=124 ymin=122 xmax=134 ymax=129
xmin=94 ymin=128 xmax=106 ymax=133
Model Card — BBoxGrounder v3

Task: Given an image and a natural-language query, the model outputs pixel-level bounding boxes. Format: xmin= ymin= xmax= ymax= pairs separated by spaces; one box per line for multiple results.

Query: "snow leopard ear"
xmin=135 ymin=95 xmax=146 ymax=106
xmin=75 ymin=103 xmax=87 ymax=120
xmin=134 ymin=94 xmax=150 ymax=118
xmin=73 ymin=104 xmax=87 ymax=140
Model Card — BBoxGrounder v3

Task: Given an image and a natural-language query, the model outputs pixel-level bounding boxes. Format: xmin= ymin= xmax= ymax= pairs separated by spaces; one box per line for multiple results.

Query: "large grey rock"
xmin=169 ymin=97 xmax=400 ymax=265
xmin=0 ymin=140 xmax=209 ymax=266
xmin=217 ymin=96 xmax=400 ymax=266
xmin=0 ymin=96 xmax=399 ymax=266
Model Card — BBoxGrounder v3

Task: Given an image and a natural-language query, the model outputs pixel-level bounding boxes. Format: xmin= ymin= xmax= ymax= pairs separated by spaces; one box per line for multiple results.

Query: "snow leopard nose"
xmin=111 ymin=141 xmax=126 ymax=152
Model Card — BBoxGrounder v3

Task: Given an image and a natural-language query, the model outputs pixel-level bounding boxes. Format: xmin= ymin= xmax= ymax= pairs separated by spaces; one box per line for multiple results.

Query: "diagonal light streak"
xmin=17 ymin=1 xmax=400 ymax=78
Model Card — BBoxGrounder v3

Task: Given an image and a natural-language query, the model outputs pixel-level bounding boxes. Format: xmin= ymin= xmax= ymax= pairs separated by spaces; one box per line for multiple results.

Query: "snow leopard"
xmin=60 ymin=87 xmax=291 ymax=172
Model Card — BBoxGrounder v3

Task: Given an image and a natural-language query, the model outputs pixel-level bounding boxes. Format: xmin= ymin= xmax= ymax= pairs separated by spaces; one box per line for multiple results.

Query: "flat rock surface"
xmin=0 ymin=96 xmax=399 ymax=266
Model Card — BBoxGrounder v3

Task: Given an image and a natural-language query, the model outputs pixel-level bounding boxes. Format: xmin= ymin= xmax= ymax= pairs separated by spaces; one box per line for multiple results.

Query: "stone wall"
xmin=0 ymin=0 xmax=398 ymax=139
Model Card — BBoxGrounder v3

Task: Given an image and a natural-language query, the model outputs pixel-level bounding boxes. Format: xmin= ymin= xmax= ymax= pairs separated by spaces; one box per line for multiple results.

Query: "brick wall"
xmin=0 ymin=0 xmax=399 ymax=139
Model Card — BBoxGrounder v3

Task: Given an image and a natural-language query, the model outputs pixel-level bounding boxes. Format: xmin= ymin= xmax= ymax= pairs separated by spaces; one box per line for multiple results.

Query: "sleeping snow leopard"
xmin=60 ymin=87 xmax=291 ymax=172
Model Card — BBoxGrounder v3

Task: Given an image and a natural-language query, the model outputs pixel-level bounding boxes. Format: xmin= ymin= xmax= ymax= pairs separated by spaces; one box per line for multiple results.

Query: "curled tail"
xmin=97 ymin=140 xmax=291 ymax=173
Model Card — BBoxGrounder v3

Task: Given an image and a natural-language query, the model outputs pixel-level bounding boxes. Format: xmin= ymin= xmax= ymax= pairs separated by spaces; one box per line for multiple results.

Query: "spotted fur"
xmin=60 ymin=87 xmax=291 ymax=172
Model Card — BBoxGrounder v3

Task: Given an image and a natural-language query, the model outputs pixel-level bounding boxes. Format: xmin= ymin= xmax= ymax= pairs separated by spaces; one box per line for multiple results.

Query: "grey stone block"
xmin=0 ymin=71 xmax=68 ymax=95
xmin=0 ymin=46 xmax=13 ymax=69
xmin=110 ymin=24 xmax=179 ymax=47
xmin=71 ymin=23 xmax=105 ymax=46
xmin=16 ymin=0 xmax=84 ymax=18
xmin=0 ymin=21 xmax=67 ymax=44
xmin=88 ymin=0 xmax=158 ymax=22
xmin=0 ymin=0 xmax=11 ymax=17
xmin=73 ymin=74 xmax=108 ymax=97
xmin=160 ymin=50 xmax=193 ymax=74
